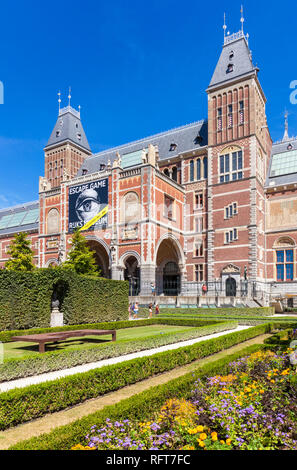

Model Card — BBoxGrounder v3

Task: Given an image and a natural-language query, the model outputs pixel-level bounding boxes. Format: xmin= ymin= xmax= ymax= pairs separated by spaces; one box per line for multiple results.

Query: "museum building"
xmin=0 ymin=25 xmax=297 ymax=308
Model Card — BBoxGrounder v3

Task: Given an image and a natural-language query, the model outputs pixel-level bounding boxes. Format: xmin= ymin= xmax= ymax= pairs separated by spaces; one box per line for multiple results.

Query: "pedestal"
xmin=50 ymin=308 xmax=64 ymax=327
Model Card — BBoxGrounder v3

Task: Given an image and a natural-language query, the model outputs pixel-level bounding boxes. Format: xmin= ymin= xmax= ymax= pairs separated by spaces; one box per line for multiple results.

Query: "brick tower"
xmin=206 ymin=22 xmax=272 ymax=298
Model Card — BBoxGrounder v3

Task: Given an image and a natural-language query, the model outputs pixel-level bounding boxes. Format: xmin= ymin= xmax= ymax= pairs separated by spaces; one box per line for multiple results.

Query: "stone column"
xmin=140 ymin=265 xmax=156 ymax=296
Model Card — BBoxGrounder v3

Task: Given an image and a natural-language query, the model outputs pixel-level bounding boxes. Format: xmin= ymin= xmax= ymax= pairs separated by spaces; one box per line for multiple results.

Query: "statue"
xmin=39 ymin=176 xmax=51 ymax=192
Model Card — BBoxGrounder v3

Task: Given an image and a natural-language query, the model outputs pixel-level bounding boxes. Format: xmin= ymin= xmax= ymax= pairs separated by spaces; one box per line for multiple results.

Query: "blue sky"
xmin=0 ymin=0 xmax=296 ymax=208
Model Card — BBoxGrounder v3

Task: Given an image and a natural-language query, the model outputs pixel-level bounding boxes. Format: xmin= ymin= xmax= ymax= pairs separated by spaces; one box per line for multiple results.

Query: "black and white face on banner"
xmin=68 ymin=178 xmax=108 ymax=233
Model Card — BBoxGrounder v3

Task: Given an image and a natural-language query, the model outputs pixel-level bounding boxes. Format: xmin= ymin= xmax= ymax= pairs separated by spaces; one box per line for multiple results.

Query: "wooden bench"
xmin=11 ymin=329 xmax=117 ymax=353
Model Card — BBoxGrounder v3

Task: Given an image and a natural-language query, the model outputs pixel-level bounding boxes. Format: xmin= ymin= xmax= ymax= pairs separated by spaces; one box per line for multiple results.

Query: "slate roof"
xmin=77 ymin=120 xmax=208 ymax=176
xmin=266 ymin=137 xmax=297 ymax=188
xmin=208 ymin=32 xmax=258 ymax=91
xmin=0 ymin=201 xmax=39 ymax=237
xmin=45 ymin=106 xmax=91 ymax=153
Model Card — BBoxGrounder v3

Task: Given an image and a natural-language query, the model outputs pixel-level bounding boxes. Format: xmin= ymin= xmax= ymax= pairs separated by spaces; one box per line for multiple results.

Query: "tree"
xmin=63 ymin=230 xmax=100 ymax=276
xmin=5 ymin=232 xmax=35 ymax=271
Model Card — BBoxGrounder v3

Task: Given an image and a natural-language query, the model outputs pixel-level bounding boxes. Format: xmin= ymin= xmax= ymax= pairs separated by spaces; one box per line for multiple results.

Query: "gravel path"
xmin=0 ymin=325 xmax=250 ymax=393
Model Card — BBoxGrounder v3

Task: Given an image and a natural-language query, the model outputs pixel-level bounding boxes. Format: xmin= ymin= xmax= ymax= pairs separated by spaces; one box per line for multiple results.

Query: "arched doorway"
xmin=156 ymin=236 xmax=184 ymax=296
xmin=124 ymin=256 xmax=140 ymax=296
xmin=226 ymin=277 xmax=236 ymax=297
xmin=86 ymin=239 xmax=110 ymax=278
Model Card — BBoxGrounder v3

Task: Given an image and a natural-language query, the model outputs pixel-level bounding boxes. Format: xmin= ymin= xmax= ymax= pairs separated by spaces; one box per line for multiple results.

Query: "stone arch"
xmin=120 ymin=252 xmax=141 ymax=296
xmin=155 ymin=234 xmax=185 ymax=295
xmin=155 ymin=233 xmax=185 ymax=266
xmin=85 ymin=235 xmax=111 ymax=278
xmin=119 ymin=250 xmax=141 ymax=269
xmin=273 ymin=236 xmax=295 ymax=248
xmin=45 ymin=258 xmax=59 ymax=267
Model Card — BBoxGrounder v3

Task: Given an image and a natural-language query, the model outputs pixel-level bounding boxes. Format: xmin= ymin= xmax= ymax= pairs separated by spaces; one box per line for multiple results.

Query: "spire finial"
xmin=58 ymin=91 xmax=61 ymax=112
xmin=283 ymin=110 xmax=289 ymax=142
xmin=240 ymin=5 xmax=245 ymax=33
xmin=223 ymin=12 xmax=227 ymax=39
xmin=68 ymin=86 xmax=72 ymax=107
xmin=78 ymin=104 xmax=81 ymax=116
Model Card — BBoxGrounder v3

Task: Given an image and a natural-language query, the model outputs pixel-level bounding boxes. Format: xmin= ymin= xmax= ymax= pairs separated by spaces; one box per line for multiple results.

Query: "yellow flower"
xmin=198 ymin=441 xmax=206 ymax=448
xmin=196 ymin=425 xmax=204 ymax=432
xmin=199 ymin=433 xmax=207 ymax=441
xmin=226 ymin=439 xmax=232 ymax=445
xmin=220 ymin=440 xmax=225 ymax=444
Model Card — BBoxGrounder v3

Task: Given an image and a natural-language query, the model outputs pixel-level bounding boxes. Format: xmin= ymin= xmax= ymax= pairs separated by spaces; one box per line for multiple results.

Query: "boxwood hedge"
xmin=0 ymin=320 xmax=237 ymax=382
xmin=0 ymin=268 xmax=129 ymax=331
xmin=9 ymin=342 xmax=266 ymax=450
xmin=0 ymin=323 xmax=271 ymax=430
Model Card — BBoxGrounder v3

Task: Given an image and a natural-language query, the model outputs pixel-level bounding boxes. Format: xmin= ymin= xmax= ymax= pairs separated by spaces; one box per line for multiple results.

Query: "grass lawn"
xmin=4 ymin=324 xmax=194 ymax=360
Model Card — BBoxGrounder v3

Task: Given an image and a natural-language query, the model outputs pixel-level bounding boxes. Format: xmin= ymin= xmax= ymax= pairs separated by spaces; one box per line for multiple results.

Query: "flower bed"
xmin=73 ymin=348 xmax=297 ymax=451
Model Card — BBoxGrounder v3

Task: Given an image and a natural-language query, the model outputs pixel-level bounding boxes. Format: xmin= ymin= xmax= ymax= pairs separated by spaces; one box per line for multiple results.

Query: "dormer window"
xmin=100 ymin=164 xmax=106 ymax=171
xmin=56 ymin=130 xmax=61 ymax=138
xmin=170 ymin=143 xmax=177 ymax=151
xmin=229 ymin=51 xmax=234 ymax=61
xmin=77 ymin=133 xmax=81 ymax=141
xmin=82 ymin=169 xmax=88 ymax=175
xmin=287 ymin=144 xmax=293 ymax=150
xmin=227 ymin=63 xmax=234 ymax=73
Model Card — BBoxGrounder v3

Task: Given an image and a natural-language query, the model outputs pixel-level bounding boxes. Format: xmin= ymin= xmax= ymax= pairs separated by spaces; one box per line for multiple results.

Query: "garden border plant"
xmin=0 ymin=320 xmax=238 ymax=383
xmin=9 ymin=342 xmax=267 ymax=450
xmin=0 ymin=323 xmax=272 ymax=431
xmin=139 ymin=307 xmax=274 ymax=317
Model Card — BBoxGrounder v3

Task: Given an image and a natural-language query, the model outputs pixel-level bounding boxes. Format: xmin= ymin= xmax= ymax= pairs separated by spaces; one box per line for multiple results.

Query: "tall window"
xmin=220 ymin=149 xmax=243 ymax=183
xmin=239 ymin=101 xmax=244 ymax=124
xmin=276 ymin=249 xmax=294 ymax=281
xmin=195 ymin=264 xmax=204 ymax=282
xmin=194 ymin=240 xmax=203 ymax=257
xmin=190 ymin=160 xmax=194 ymax=181
xmin=195 ymin=192 xmax=203 ymax=210
xmin=164 ymin=195 xmax=174 ymax=220
xmin=196 ymin=159 xmax=201 ymax=180
xmin=217 ymin=108 xmax=222 ymax=131
xmin=203 ymin=157 xmax=208 ymax=179
xmin=195 ymin=216 xmax=203 ymax=233
xmin=228 ymin=105 xmax=233 ymax=128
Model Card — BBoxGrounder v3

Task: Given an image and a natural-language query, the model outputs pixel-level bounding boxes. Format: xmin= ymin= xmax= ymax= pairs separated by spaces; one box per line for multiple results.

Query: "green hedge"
xmin=0 ymin=321 xmax=237 ymax=382
xmin=141 ymin=307 xmax=274 ymax=316
xmin=0 ymin=317 xmax=220 ymax=343
xmin=0 ymin=268 xmax=129 ymax=331
xmin=10 ymin=343 xmax=266 ymax=450
xmin=0 ymin=323 xmax=271 ymax=430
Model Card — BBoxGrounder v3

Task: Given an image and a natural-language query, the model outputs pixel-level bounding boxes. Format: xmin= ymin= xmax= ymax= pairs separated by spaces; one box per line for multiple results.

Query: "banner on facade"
xmin=68 ymin=178 xmax=109 ymax=233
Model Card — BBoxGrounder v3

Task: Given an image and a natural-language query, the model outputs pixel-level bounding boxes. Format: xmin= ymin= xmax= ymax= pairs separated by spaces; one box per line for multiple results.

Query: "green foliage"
xmin=0 ymin=269 xmax=129 ymax=331
xmin=141 ymin=307 xmax=275 ymax=317
xmin=9 ymin=343 xmax=266 ymax=450
xmin=0 ymin=323 xmax=271 ymax=431
xmin=0 ymin=320 xmax=237 ymax=382
xmin=5 ymin=232 xmax=35 ymax=272
xmin=62 ymin=230 xmax=100 ymax=276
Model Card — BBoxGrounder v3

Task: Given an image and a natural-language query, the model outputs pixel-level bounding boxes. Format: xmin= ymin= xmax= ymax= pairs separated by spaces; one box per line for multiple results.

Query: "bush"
xmin=0 ymin=268 xmax=129 ymax=331
xmin=0 ymin=323 xmax=271 ymax=430
xmin=0 ymin=320 xmax=237 ymax=382
xmin=9 ymin=343 xmax=266 ymax=450
xmin=143 ymin=307 xmax=274 ymax=317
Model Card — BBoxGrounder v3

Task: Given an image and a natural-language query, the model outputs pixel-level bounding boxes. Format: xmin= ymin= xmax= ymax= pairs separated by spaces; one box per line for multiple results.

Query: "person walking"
xmin=155 ymin=304 xmax=159 ymax=315
xmin=133 ymin=301 xmax=139 ymax=319
xmin=148 ymin=303 xmax=153 ymax=319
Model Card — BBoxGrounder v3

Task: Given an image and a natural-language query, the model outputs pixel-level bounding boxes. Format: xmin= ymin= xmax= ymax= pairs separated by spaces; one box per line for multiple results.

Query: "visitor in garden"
xmin=133 ymin=302 xmax=139 ymax=319
xmin=128 ymin=303 xmax=132 ymax=320
xmin=148 ymin=303 xmax=153 ymax=318
xmin=155 ymin=304 xmax=159 ymax=315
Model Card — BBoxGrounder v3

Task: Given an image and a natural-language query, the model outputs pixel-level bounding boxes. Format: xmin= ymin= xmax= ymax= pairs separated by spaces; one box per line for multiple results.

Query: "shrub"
xmin=0 ymin=323 xmax=271 ymax=430
xmin=9 ymin=343 xmax=266 ymax=450
xmin=0 ymin=321 xmax=237 ymax=382
xmin=0 ymin=268 xmax=129 ymax=331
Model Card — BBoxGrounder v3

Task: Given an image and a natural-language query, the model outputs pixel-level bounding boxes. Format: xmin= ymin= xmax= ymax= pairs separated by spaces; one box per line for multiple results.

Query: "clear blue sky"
xmin=0 ymin=0 xmax=296 ymax=208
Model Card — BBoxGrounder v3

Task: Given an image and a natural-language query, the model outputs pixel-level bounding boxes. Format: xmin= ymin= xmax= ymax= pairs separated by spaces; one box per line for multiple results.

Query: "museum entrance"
xmin=86 ymin=240 xmax=110 ymax=278
xmin=226 ymin=277 xmax=237 ymax=297
xmin=124 ymin=256 xmax=140 ymax=296
xmin=163 ymin=261 xmax=180 ymax=296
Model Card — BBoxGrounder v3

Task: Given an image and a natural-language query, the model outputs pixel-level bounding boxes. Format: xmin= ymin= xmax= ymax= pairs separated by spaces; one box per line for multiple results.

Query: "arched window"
xmin=196 ymin=159 xmax=201 ymax=180
xmin=190 ymin=160 xmax=194 ymax=181
xmin=164 ymin=169 xmax=170 ymax=177
xmin=123 ymin=192 xmax=140 ymax=224
xmin=47 ymin=208 xmax=60 ymax=234
xmin=172 ymin=167 xmax=178 ymax=182
xmin=203 ymin=157 xmax=208 ymax=179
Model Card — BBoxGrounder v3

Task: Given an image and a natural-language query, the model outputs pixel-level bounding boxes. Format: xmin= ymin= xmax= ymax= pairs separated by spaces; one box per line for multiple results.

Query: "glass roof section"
xmin=0 ymin=207 xmax=39 ymax=230
xmin=270 ymin=150 xmax=297 ymax=177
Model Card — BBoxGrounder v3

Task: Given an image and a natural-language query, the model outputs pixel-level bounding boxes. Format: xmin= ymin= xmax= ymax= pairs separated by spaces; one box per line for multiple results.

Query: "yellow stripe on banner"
xmin=79 ymin=206 xmax=109 ymax=232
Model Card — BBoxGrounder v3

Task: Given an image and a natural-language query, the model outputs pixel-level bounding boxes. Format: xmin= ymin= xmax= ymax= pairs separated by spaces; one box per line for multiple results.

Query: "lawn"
xmin=4 ymin=324 xmax=194 ymax=359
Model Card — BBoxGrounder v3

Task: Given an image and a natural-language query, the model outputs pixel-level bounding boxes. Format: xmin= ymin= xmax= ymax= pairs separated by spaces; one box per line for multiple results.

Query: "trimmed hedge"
xmin=10 ymin=343 xmax=266 ymax=450
xmin=0 ymin=321 xmax=237 ymax=382
xmin=140 ymin=307 xmax=274 ymax=317
xmin=0 ymin=268 xmax=129 ymax=331
xmin=0 ymin=318 xmax=220 ymax=343
xmin=0 ymin=323 xmax=271 ymax=430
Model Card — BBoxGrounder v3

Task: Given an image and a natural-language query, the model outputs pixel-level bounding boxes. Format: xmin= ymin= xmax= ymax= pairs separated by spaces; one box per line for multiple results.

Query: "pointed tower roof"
xmin=207 ymin=31 xmax=259 ymax=92
xmin=45 ymin=105 xmax=91 ymax=153
xmin=282 ymin=111 xmax=290 ymax=142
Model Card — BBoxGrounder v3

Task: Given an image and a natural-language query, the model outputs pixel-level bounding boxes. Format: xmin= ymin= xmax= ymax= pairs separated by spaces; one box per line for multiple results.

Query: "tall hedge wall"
xmin=0 ymin=269 xmax=129 ymax=331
